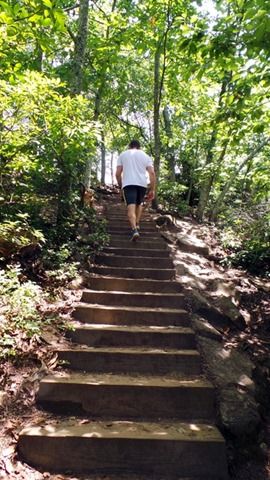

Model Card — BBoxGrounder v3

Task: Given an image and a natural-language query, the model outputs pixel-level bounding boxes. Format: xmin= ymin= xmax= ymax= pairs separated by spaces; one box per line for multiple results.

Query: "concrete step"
xmin=57 ymin=347 xmax=201 ymax=375
xmin=37 ymin=372 xmax=215 ymax=420
xmin=109 ymin=239 xmax=168 ymax=249
xmin=68 ymin=324 xmax=196 ymax=349
xmin=18 ymin=420 xmax=228 ymax=478
xmin=81 ymin=290 xmax=186 ymax=309
xmin=73 ymin=304 xmax=189 ymax=326
xmin=86 ymin=276 xmax=183 ymax=293
xmin=92 ymin=266 xmax=175 ymax=280
xmin=95 ymin=255 xmax=174 ymax=269
xmin=103 ymin=246 xmax=170 ymax=257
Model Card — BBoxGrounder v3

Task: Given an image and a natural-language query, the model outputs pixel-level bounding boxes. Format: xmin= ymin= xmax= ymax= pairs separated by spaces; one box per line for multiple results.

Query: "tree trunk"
xmin=163 ymin=105 xmax=175 ymax=181
xmin=153 ymin=44 xmax=161 ymax=179
xmin=34 ymin=43 xmax=43 ymax=71
xmin=101 ymin=131 xmax=106 ymax=184
xmin=84 ymin=0 xmax=117 ymax=187
xmin=71 ymin=0 xmax=89 ymax=94
xmin=110 ymin=152 xmax=114 ymax=185
xmin=196 ymin=76 xmax=229 ymax=221
xmin=56 ymin=161 xmax=72 ymax=225
xmin=152 ymin=43 xmax=162 ymax=209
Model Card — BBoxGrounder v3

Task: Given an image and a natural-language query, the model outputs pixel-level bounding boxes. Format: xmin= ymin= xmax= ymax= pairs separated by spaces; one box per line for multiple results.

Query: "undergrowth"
xmin=0 ymin=204 xmax=109 ymax=359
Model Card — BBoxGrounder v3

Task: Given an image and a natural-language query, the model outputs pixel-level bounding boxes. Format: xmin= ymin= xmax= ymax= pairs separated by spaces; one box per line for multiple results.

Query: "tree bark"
xmin=101 ymin=131 xmax=106 ymax=184
xmin=71 ymin=0 xmax=89 ymax=94
xmin=110 ymin=152 xmax=114 ymax=185
xmin=163 ymin=105 xmax=175 ymax=181
xmin=153 ymin=43 xmax=162 ymax=182
xmin=196 ymin=77 xmax=229 ymax=221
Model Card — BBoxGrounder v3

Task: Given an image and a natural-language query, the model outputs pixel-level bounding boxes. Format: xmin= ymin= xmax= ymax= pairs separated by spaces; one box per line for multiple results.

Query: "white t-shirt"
xmin=117 ymin=148 xmax=153 ymax=188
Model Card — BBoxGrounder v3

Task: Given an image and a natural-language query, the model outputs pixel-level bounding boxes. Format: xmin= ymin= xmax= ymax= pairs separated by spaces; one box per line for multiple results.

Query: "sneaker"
xmin=130 ymin=228 xmax=140 ymax=242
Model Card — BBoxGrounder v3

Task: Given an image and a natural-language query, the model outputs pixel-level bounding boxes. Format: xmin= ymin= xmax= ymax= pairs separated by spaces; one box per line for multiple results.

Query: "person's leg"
xmin=127 ymin=204 xmax=137 ymax=229
xmin=135 ymin=187 xmax=147 ymax=228
xmin=123 ymin=186 xmax=140 ymax=241
xmin=136 ymin=204 xmax=143 ymax=227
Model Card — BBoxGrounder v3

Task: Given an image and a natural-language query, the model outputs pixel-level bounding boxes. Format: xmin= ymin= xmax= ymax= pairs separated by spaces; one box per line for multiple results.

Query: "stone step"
xmin=109 ymin=239 xmax=168 ymax=249
xmin=18 ymin=420 xmax=228 ymax=478
xmin=103 ymin=246 xmax=170 ymax=257
xmin=81 ymin=290 xmax=186 ymax=309
xmin=108 ymin=230 xmax=161 ymax=238
xmin=37 ymin=373 xmax=215 ymax=420
xmin=108 ymin=225 xmax=158 ymax=233
xmin=68 ymin=324 xmax=196 ymax=349
xmin=73 ymin=304 xmax=189 ymax=326
xmin=92 ymin=265 xmax=175 ymax=280
xmin=95 ymin=255 xmax=174 ymax=269
xmin=107 ymin=219 xmax=155 ymax=227
xmin=107 ymin=215 xmax=152 ymax=222
xmin=87 ymin=276 xmax=183 ymax=293
xmin=57 ymin=347 xmax=201 ymax=375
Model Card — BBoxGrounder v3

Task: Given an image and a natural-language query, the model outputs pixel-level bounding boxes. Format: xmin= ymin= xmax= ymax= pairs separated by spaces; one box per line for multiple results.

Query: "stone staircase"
xmin=18 ymin=202 xmax=228 ymax=479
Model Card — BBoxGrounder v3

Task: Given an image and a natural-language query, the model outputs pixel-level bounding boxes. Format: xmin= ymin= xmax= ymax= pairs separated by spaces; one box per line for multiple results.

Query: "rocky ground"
xmin=0 ymin=206 xmax=270 ymax=479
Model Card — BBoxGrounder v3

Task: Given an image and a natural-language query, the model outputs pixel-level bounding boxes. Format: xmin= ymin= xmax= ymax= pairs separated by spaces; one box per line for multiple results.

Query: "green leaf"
xmin=43 ymin=0 xmax=53 ymax=8
xmin=42 ymin=17 xmax=52 ymax=27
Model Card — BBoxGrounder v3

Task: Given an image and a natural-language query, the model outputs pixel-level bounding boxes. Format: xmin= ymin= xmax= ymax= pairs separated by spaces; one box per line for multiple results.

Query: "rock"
xmin=191 ymin=314 xmax=223 ymax=341
xmin=176 ymin=233 xmax=209 ymax=257
xmin=207 ymin=278 xmax=237 ymax=297
xmin=154 ymin=215 xmax=174 ymax=228
xmin=212 ymin=296 xmax=245 ymax=329
xmin=160 ymin=231 xmax=176 ymax=244
xmin=185 ymin=290 xmax=234 ymax=330
xmin=0 ymin=391 xmax=7 ymax=407
xmin=197 ymin=336 xmax=261 ymax=439
xmin=174 ymin=261 xmax=190 ymax=276
xmin=219 ymin=386 xmax=261 ymax=438
xmin=186 ymin=289 xmax=245 ymax=330
xmin=198 ymin=337 xmax=255 ymax=393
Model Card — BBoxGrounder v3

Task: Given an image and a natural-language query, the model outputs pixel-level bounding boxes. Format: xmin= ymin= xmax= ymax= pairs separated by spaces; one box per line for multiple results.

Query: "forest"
xmin=1 ymin=0 xmax=270 ymax=356
xmin=0 ymin=1 xmax=270 ymax=478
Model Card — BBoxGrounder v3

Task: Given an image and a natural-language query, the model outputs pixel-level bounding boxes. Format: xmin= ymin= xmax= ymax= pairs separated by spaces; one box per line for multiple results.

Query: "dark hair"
xmin=129 ymin=139 xmax=141 ymax=149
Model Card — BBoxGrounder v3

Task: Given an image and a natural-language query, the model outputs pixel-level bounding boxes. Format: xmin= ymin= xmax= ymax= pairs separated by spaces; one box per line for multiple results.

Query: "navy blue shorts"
xmin=123 ymin=185 xmax=147 ymax=206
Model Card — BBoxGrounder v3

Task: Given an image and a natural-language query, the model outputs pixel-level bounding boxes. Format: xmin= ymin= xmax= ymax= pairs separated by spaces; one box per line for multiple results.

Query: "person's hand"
xmin=146 ymin=190 xmax=155 ymax=202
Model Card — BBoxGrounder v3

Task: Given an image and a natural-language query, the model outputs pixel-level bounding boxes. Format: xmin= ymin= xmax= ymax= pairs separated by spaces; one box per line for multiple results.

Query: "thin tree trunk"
xmin=110 ymin=152 xmax=114 ymax=185
xmin=153 ymin=43 xmax=162 ymax=182
xmin=152 ymin=43 xmax=162 ymax=210
xmin=57 ymin=160 xmax=72 ymax=225
xmin=163 ymin=105 xmax=175 ymax=181
xmin=71 ymin=0 xmax=89 ymax=94
xmin=35 ymin=44 xmax=43 ymax=71
xmin=210 ymin=137 xmax=270 ymax=220
xmin=101 ymin=131 xmax=106 ymax=184
xmin=196 ymin=77 xmax=228 ymax=221
xmin=186 ymin=138 xmax=199 ymax=205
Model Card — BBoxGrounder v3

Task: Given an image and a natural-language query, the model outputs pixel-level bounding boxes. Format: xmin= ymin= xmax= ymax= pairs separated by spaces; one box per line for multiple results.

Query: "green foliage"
xmin=0 ymin=213 xmax=45 ymax=260
xmin=0 ymin=72 xmax=97 ymax=227
xmin=220 ymin=206 xmax=270 ymax=276
xmin=0 ymin=266 xmax=44 ymax=357
xmin=40 ymin=205 xmax=109 ymax=285
xmin=158 ymin=180 xmax=189 ymax=215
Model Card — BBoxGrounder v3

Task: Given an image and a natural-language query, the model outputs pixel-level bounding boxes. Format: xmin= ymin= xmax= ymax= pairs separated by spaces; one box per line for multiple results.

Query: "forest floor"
xmin=0 ymin=201 xmax=270 ymax=480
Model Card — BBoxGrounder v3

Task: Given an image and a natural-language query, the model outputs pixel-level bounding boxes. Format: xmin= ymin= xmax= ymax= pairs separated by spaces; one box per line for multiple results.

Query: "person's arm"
xmin=146 ymin=165 xmax=156 ymax=200
xmin=115 ymin=165 xmax=123 ymax=188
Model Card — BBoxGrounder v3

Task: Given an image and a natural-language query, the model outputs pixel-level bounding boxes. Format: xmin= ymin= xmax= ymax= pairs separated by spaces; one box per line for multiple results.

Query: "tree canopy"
xmin=0 ymin=0 xmax=269 ymax=274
